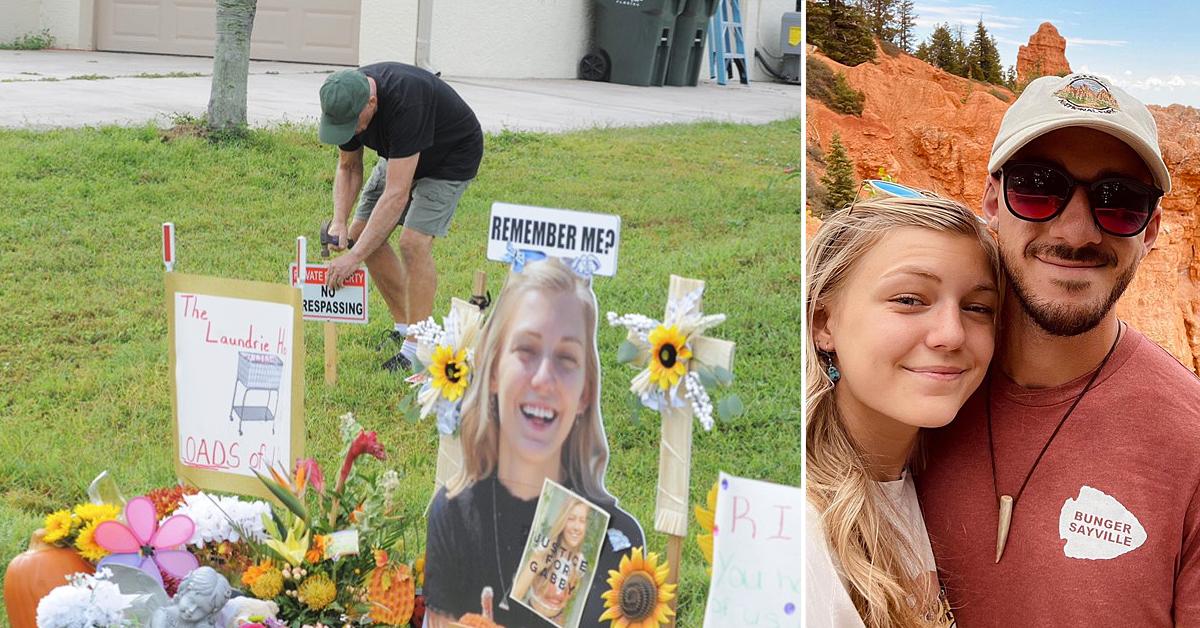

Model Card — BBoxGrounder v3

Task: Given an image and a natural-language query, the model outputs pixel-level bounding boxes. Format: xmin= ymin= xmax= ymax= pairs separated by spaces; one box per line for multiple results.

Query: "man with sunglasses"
xmin=917 ymin=73 xmax=1200 ymax=624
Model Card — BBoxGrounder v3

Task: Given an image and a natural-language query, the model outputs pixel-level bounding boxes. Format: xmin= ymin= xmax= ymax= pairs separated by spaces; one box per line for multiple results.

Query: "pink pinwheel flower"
xmin=94 ymin=496 xmax=199 ymax=586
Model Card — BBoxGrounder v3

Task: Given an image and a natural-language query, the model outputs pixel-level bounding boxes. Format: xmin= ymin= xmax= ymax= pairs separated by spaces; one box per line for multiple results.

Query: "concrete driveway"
xmin=0 ymin=50 xmax=800 ymax=132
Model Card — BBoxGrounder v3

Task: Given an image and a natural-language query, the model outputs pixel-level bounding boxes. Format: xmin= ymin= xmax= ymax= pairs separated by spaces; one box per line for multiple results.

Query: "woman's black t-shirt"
xmin=338 ymin=62 xmax=483 ymax=182
xmin=424 ymin=475 xmax=645 ymax=627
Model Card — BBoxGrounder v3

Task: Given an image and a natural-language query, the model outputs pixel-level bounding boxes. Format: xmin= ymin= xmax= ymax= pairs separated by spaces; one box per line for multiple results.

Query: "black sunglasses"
xmin=995 ymin=162 xmax=1163 ymax=237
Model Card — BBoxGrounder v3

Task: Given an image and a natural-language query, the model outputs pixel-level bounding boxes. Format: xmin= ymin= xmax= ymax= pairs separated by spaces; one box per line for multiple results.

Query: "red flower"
xmin=410 ymin=594 xmax=426 ymax=628
xmin=338 ymin=430 xmax=387 ymax=489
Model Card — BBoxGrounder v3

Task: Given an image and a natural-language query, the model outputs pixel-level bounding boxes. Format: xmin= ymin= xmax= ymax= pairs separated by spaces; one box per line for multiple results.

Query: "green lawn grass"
xmin=0 ymin=119 xmax=800 ymax=626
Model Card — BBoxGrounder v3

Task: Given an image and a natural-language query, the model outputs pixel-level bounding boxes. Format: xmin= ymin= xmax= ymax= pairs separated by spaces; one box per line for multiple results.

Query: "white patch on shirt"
xmin=1058 ymin=485 xmax=1146 ymax=560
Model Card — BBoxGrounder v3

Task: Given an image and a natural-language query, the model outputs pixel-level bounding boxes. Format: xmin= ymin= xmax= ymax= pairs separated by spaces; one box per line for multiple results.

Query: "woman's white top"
xmin=804 ymin=472 xmax=939 ymax=627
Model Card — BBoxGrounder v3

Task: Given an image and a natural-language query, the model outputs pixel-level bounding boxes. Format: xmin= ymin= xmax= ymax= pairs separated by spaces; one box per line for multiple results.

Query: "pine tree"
xmin=967 ymin=21 xmax=1003 ymax=84
xmin=914 ymin=40 xmax=930 ymax=61
xmin=821 ymin=133 xmax=858 ymax=216
xmin=925 ymin=24 xmax=959 ymax=74
xmin=985 ymin=34 xmax=1003 ymax=84
xmin=820 ymin=0 xmax=877 ymax=66
xmin=857 ymin=0 xmax=897 ymax=44
xmin=896 ymin=0 xmax=917 ymax=52
xmin=952 ymin=24 xmax=970 ymax=78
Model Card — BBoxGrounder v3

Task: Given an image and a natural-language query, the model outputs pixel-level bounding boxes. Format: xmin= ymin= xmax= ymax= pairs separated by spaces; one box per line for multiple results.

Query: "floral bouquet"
xmin=240 ymin=412 xmax=422 ymax=626
xmin=167 ymin=487 xmax=271 ymax=583
xmin=399 ymin=302 xmax=484 ymax=435
xmin=40 ymin=501 xmax=124 ymax=564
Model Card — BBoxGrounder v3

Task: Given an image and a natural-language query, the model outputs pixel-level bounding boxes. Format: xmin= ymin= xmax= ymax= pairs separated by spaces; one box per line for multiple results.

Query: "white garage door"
xmin=96 ymin=0 xmax=360 ymax=65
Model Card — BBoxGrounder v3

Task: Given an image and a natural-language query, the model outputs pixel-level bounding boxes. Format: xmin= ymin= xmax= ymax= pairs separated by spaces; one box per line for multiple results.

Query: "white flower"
xmin=36 ymin=570 xmax=136 ymax=627
xmin=170 ymin=492 xmax=271 ymax=546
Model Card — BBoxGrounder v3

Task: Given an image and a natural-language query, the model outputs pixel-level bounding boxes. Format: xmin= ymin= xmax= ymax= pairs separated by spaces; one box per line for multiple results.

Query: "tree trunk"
xmin=207 ymin=0 xmax=258 ymax=133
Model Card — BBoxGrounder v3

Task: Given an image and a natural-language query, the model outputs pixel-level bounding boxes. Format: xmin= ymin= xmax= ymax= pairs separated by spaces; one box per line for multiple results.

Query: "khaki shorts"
xmin=354 ymin=158 xmax=472 ymax=238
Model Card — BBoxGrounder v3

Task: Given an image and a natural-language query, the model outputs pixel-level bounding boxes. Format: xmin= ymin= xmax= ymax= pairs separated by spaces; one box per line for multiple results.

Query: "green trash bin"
xmin=580 ymin=0 xmax=686 ymax=87
xmin=664 ymin=0 xmax=718 ymax=86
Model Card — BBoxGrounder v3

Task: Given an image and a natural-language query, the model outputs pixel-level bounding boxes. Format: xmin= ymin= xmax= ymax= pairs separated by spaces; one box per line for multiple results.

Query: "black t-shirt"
xmin=338 ymin=62 xmax=483 ymax=181
xmin=424 ymin=475 xmax=646 ymax=627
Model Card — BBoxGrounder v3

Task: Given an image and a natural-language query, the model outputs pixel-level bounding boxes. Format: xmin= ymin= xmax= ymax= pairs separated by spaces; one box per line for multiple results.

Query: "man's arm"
xmin=326 ymin=153 xmax=419 ymax=288
xmin=350 ymin=153 xmax=419 ymax=259
xmin=328 ymin=147 xmax=365 ymax=249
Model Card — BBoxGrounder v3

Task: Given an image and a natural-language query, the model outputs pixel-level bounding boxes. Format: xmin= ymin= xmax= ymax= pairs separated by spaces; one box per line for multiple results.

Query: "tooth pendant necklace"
xmin=987 ymin=323 xmax=1122 ymax=563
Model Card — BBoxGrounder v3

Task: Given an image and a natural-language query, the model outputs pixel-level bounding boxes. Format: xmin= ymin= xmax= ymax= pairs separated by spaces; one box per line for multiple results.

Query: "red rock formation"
xmin=1017 ymin=22 xmax=1071 ymax=85
xmin=806 ymin=44 xmax=1200 ymax=373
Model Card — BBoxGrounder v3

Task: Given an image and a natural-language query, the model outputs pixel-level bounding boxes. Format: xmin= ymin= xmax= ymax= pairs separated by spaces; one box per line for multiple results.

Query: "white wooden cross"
xmin=611 ymin=274 xmax=736 ymax=624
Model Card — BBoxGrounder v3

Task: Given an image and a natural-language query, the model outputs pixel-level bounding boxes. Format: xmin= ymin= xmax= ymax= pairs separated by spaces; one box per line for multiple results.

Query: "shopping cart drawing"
xmin=228 ymin=351 xmax=284 ymax=436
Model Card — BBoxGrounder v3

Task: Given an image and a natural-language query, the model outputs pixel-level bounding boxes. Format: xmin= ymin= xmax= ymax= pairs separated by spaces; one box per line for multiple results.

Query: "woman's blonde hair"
xmin=806 ymin=197 xmax=999 ymax=627
xmin=448 ymin=258 xmax=613 ymax=505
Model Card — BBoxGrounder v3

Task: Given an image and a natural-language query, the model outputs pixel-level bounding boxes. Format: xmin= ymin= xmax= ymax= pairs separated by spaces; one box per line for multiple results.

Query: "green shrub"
xmin=0 ymin=29 xmax=54 ymax=50
xmin=806 ymin=57 xmax=865 ymax=116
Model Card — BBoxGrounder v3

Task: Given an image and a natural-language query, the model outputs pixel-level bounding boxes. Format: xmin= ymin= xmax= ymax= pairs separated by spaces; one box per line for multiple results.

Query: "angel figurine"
xmin=148 ymin=567 xmax=232 ymax=628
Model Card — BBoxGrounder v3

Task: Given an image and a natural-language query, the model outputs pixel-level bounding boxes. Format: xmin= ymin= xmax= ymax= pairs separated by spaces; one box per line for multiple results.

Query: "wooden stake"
xmin=469 ymin=269 xmax=489 ymax=310
xmin=666 ymin=534 xmax=683 ymax=625
xmin=324 ymin=322 xmax=337 ymax=385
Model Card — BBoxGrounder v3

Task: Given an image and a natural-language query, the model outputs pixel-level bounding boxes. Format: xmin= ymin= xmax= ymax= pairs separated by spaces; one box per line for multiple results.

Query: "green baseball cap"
xmin=318 ymin=69 xmax=370 ymax=145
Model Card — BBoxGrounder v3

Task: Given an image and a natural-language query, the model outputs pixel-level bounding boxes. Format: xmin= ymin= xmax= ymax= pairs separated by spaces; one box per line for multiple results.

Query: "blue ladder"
xmin=708 ymin=0 xmax=749 ymax=85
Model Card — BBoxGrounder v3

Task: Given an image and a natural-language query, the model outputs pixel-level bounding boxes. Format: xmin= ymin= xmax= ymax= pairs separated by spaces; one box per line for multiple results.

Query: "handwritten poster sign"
xmin=486 ymin=203 xmax=621 ymax=277
xmin=703 ymin=472 xmax=801 ymax=627
xmin=289 ymin=263 xmax=369 ymax=324
xmin=166 ymin=273 xmax=304 ymax=499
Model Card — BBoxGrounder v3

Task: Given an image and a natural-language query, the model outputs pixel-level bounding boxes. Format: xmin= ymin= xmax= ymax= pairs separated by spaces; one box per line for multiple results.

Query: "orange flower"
xmin=306 ymin=534 xmax=329 ymax=564
xmin=242 ymin=558 xmax=275 ymax=587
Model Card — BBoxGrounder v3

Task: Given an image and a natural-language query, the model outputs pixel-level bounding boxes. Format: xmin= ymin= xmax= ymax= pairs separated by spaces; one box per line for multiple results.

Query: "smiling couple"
xmin=805 ymin=74 xmax=1200 ymax=626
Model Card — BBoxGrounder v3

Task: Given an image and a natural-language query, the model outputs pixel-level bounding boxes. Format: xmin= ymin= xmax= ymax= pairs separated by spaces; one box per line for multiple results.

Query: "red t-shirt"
xmin=918 ymin=327 xmax=1200 ymax=625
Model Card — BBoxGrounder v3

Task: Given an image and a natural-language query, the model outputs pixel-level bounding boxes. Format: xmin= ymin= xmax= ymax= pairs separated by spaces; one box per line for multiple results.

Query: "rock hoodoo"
xmin=1017 ymin=22 xmax=1071 ymax=85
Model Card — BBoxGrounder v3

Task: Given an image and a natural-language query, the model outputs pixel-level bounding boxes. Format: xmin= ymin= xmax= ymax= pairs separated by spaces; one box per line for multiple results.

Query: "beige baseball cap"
xmin=988 ymin=73 xmax=1171 ymax=194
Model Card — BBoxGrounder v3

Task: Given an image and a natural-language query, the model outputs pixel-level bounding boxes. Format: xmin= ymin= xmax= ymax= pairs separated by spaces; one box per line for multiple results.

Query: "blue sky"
xmin=911 ymin=0 xmax=1200 ymax=107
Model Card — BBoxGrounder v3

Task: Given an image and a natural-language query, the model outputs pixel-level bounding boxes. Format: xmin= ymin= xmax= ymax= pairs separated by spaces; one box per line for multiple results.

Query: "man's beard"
xmin=1002 ymin=242 xmax=1137 ymax=337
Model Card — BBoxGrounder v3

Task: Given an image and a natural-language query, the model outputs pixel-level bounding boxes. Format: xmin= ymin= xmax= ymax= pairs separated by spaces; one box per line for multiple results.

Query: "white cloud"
xmin=1078 ymin=65 xmax=1199 ymax=92
xmin=1066 ymin=37 xmax=1128 ymax=47
xmin=914 ymin=3 xmax=1026 ymax=30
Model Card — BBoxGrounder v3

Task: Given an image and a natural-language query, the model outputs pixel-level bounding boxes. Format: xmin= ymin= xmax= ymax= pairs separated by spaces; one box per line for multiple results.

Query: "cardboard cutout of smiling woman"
xmin=423 ymin=258 xmax=645 ymax=628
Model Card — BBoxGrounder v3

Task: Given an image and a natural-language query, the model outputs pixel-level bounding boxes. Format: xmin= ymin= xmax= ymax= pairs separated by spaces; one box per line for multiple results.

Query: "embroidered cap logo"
xmin=1053 ymin=75 xmax=1120 ymax=114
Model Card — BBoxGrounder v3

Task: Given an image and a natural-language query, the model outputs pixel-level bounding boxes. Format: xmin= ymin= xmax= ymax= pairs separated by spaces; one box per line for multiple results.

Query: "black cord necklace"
xmin=987 ymin=322 xmax=1123 ymax=563
xmin=491 ymin=477 xmax=512 ymax=611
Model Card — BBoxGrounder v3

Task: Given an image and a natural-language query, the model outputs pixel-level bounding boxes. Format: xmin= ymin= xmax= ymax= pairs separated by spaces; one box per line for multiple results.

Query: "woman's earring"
xmin=818 ymin=349 xmax=841 ymax=385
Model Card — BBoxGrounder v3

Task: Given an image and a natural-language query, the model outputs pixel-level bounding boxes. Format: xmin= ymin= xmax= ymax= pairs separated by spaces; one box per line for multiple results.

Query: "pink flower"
xmin=338 ymin=430 xmax=387 ymax=489
xmin=94 ymin=496 xmax=199 ymax=586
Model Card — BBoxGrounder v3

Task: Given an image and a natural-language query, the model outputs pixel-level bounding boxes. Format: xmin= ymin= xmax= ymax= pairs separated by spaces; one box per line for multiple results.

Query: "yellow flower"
xmin=74 ymin=520 xmax=109 ymax=562
xmin=250 ymin=567 xmax=284 ymax=599
xmin=264 ymin=517 xmax=310 ymax=566
xmin=648 ymin=325 xmax=691 ymax=391
xmin=599 ymin=547 xmax=676 ymax=628
xmin=430 ymin=345 xmax=470 ymax=402
xmin=297 ymin=573 xmax=337 ymax=610
xmin=414 ymin=553 xmax=425 ymax=588
xmin=43 ymin=510 xmax=74 ymax=544
xmin=73 ymin=503 xmax=121 ymax=523
xmin=694 ymin=481 xmax=718 ymax=574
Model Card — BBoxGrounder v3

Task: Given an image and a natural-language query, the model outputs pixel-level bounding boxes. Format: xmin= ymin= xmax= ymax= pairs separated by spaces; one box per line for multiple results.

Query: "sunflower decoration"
xmin=648 ymin=325 xmax=692 ymax=391
xmin=694 ymin=480 xmax=718 ymax=575
xmin=403 ymin=300 xmax=485 ymax=435
xmin=608 ymin=285 xmax=741 ymax=430
xmin=599 ymin=547 xmax=676 ymax=628
xmin=430 ymin=345 xmax=471 ymax=401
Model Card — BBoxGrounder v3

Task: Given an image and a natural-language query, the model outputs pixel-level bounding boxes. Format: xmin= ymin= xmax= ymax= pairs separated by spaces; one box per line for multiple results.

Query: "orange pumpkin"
xmin=4 ymin=529 xmax=95 ymax=628
xmin=365 ymin=561 xmax=415 ymax=625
